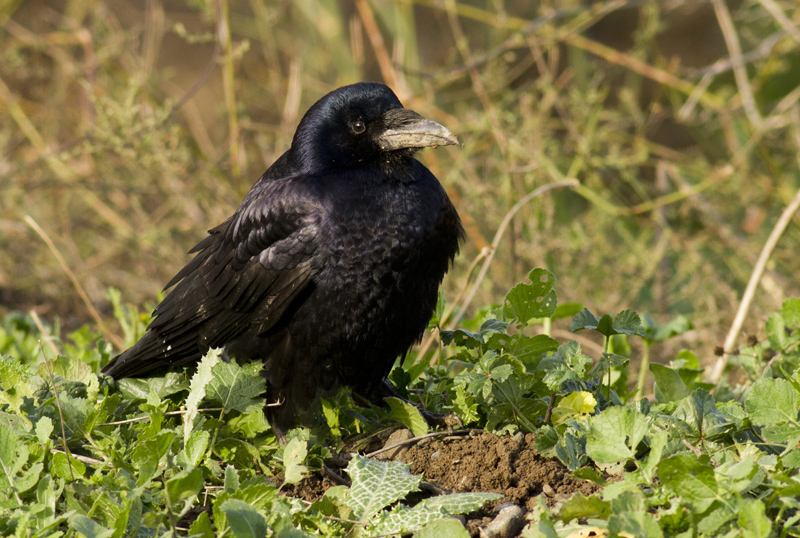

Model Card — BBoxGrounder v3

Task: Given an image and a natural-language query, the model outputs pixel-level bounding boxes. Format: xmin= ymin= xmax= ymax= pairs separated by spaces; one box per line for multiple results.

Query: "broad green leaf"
xmin=220 ymin=499 xmax=267 ymax=538
xmin=188 ymin=511 xmax=214 ymax=538
xmin=184 ymin=348 xmax=221 ymax=444
xmin=0 ymin=355 xmax=34 ymax=413
xmin=441 ymin=319 xmax=509 ymax=348
xmin=766 ymin=313 xmax=787 ymax=350
xmin=70 ymin=514 xmax=114 ymax=538
xmin=225 ymin=464 xmax=240 ymax=493
xmin=555 ymin=431 xmax=589 ymax=471
xmin=179 ymin=429 xmax=210 ymax=467
xmin=783 ymin=297 xmax=800 ymax=329
xmin=643 ymin=314 xmax=691 ymax=343
xmin=586 ymin=406 xmax=648 ymax=464
xmin=650 ymin=364 xmax=689 ymax=403
xmin=738 ymin=499 xmax=772 ymax=538
xmin=539 ymin=340 xmax=592 ymax=390
xmin=588 ymin=352 xmax=628 ymax=377
xmin=345 ymin=455 xmax=421 ymax=521
xmin=673 ymin=390 xmax=733 ymax=439
xmin=503 ymin=268 xmax=557 ymax=324
xmin=552 ymin=302 xmax=583 ymax=320
xmin=35 ymin=416 xmax=54 ymax=446
xmin=512 ymin=334 xmax=559 ymax=363
xmin=166 ymin=467 xmax=203 ymax=506
xmin=657 ymin=454 xmax=718 ymax=512
xmin=612 ymin=310 xmax=646 ymax=337
xmin=417 ymin=492 xmax=502 ymax=514
xmin=551 ymin=392 xmax=596 ymax=425
xmin=386 ymin=397 xmax=429 ymax=437
xmin=51 ymin=451 xmax=86 ymax=481
xmin=117 ymin=371 xmax=188 ymax=400
xmin=746 ymin=377 xmax=800 ymax=426
xmin=282 ymin=433 xmax=309 ymax=486
xmin=207 ymin=360 xmax=266 ymax=414
xmin=570 ymin=308 xmax=599 ymax=332
xmin=372 ymin=492 xmax=499 ymax=535
xmin=555 ymin=493 xmax=611 ymax=522
xmin=414 ymin=518 xmax=470 ymax=538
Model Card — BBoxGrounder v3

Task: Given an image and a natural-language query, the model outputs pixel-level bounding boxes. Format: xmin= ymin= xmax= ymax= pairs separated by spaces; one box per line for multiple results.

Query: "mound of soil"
xmin=281 ymin=430 xmax=598 ymax=537
xmin=391 ymin=431 xmax=596 ymax=511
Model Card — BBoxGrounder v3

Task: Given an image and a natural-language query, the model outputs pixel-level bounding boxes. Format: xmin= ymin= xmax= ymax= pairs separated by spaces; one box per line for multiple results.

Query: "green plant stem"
xmin=636 ymin=343 xmax=651 ymax=400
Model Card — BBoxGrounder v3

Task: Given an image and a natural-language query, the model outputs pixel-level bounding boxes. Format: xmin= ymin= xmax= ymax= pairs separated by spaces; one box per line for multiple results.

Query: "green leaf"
xmin=35 ymin=416 xmax=54 ymax=446
xmin=117 ymin=371 xmax=188 ymax=400
xmin=414 ymin=518 xmax=470 ymax=538
xmin=783 ymin=297 xmax=800 ymax=329
xmin=220 ymin=499 xmax=267 ymax=538
xmin=166 ymin=467 xmax=203 ymax=506
xmin=650 ymin=364 xmax=689 ymax=403
xmin=642 ymin=314 xmax=691 ymax=343
xmin=765 ymin=313 xmax=787 ymax=351
xmin=51 ymin=451 xmax=86 ymax=481
xmin=555 ymin=493 xmax=611 ymax=522
xmin=417 ymin=492 xmax=502 ymax=514
xmin=503 ymin=268 xmax=557 ymax=324
xmin=570 ymin=308 xmax=599 ymax=332
xmin=512 ymin=334 xmax=560 ymax=364
xmin=188 ymin=511 xmax=214 ymax=538
xmin=386 ymin=397 xmax=429 ymax=437
xmin=673 ymin=390 xmax=733 ymax=439
xmin=657 ymin=454 xmax=718 ymax=512
xmin=70 ymin=514 xmax=114 ymax=538
xmin=551 ymin=392 xmax=596 ymax=425
xmin=552 ymin=302 xmax=583 ymax=321
xmin=184 ymin=348 xmax=221 ymax=444
xmin=441 ymin=319 xmax=509 ymax=348
xmin=612 ymin=310 xmax=646 ymax=337
xmin=179 ymin=429 xmax=210 ymax=467
xmin=738 ymin=498 xmax=772 ymax=538
xmin=746 ymin=377 xmax=800 ymax=426
xmin=586 ymin=406 xmax=648 ymax=464
xmin=539 ymin=340 xmax=592 ymax=390
xmin=345 ymin=455 xmax=422 ymax=521
xmin=282 ymin=431 xmax=309 ymax=486
xmin=225 ymin=464 xmax=240 ymax=493
xmin=207 ymin=360 xmax=266 ymax=414
xmin=0 ymin=355 xmax=34 ymax=413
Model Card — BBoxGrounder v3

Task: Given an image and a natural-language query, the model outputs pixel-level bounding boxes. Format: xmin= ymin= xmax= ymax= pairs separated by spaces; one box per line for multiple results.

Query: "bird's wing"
xmin=102 ymin=178 xmax=322 ymax=378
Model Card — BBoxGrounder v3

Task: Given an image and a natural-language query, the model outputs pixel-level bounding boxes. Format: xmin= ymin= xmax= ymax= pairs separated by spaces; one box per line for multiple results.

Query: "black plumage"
xmin=102 ymin=82 xmax=464 ymax=438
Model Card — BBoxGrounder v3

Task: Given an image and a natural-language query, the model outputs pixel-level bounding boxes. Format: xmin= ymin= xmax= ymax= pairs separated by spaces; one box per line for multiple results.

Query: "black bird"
xmin=102 ymin=82 xmax=464 ymax=439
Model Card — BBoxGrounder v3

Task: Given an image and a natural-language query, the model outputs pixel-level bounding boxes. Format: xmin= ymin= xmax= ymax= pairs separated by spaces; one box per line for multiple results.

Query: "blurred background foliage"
xmin=1 ymin=0 xmax=799 ymax=371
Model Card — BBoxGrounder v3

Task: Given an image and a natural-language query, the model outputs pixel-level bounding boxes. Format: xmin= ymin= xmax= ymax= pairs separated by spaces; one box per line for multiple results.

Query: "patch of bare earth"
xmin=388 ymin=431 xmax=598 ymax=536
xmin=277 ymin=430 xmax=598 ymax=538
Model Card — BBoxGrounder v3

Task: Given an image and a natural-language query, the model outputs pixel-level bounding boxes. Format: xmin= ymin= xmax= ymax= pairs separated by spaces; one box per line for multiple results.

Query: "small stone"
xmin=430 ymin=450 xmax=441 ymax=461
xmin=376 ymin=429 xmax=414 ymax=460
xmin=481 ymin=504 xmax=525 ymax=538
xmin=542 ymin=483 xmax=555 ymax=497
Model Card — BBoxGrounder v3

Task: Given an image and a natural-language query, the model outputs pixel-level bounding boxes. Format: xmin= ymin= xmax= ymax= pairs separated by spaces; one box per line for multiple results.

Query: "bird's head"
xmin=290 ymin=82 xmax=459 ymax=174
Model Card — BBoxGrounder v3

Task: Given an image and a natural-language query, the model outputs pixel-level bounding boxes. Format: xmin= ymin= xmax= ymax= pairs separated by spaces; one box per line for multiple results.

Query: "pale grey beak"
xmin=377 ymin=108 xmax=461 ymax=151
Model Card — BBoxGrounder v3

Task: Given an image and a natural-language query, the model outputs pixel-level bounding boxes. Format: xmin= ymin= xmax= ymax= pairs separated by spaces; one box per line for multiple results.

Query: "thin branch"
xmin=712 ymin=0 xmax=762 ymax=128
xmin=367 ymin=428 xmax=477 ymax=458
xmin=707 ymin=124 xmax=800 ymax=384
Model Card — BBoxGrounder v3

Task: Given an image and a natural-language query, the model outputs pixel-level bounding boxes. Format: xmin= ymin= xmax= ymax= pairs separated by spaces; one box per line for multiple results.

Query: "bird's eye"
xmin=351 ymin=121 xmax=366 ymax=134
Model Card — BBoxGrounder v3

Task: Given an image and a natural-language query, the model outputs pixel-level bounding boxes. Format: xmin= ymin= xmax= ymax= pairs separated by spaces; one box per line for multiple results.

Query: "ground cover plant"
xmin=1 ymin=270 xmax=800 ymax=536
